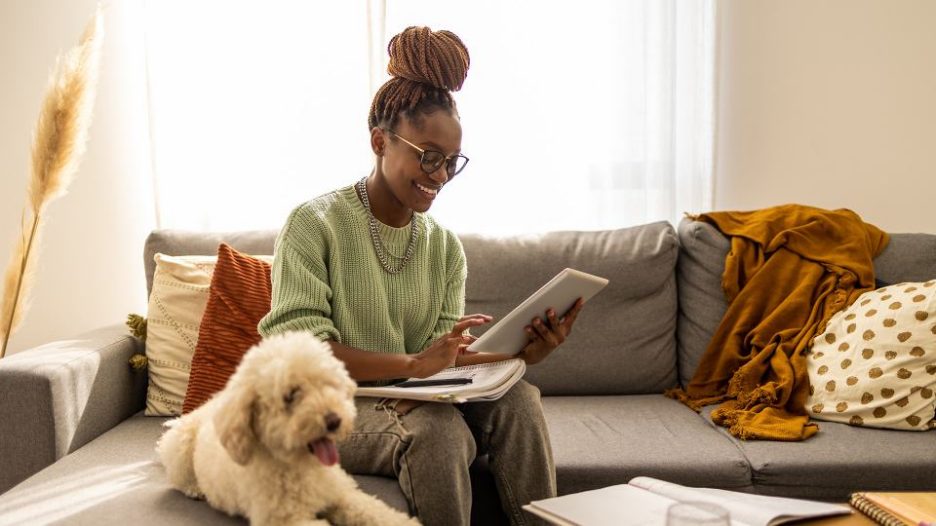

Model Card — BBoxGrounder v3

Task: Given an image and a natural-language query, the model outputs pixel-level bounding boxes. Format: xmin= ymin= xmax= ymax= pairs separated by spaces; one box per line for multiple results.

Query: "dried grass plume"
xmin=1 ymin=6 xmax=103 ymax=358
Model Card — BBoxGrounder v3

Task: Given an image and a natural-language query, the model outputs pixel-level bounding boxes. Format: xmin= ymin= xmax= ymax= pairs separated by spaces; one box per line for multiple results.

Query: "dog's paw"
xmin=374 ymin=509 xmax=421 ymax=526
xmin=327 ymin=492 xmax=421 ymax=526
xmin=180 ymin=487 xmax=204 ymax=500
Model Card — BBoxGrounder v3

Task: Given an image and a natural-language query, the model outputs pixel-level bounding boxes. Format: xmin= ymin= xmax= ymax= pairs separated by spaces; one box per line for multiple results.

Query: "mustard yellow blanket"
xmin=667 ymin=205 xmax=889 ymax=440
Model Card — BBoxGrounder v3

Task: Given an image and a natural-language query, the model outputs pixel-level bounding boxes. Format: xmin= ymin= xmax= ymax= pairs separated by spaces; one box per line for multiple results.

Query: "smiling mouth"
xmin=415 ymin=182 xmax=439 ymax=197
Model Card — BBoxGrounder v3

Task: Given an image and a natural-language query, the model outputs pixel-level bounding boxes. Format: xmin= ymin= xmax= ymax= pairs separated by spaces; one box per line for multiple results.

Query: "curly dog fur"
xmin=157 ymin=331 xmax=418 ymax=526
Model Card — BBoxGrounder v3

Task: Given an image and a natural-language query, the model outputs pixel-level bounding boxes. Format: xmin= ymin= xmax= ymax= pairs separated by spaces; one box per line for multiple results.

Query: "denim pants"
xmin=338 ymin=380 xmax=557 ymax=526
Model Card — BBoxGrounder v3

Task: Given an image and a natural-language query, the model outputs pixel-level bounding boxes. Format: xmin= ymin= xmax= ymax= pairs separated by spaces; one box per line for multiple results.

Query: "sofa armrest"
xmin=0 ymin=324 xmax=146 ymax=494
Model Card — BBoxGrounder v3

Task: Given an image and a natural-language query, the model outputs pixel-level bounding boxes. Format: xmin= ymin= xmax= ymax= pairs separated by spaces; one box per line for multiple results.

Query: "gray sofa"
xmin=1 ymin=218 xmax=934 ymax=525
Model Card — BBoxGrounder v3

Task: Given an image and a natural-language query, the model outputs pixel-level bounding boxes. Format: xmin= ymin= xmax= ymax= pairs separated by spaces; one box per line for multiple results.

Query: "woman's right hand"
xmin=409 ymin=314 xmax=492 ymax=378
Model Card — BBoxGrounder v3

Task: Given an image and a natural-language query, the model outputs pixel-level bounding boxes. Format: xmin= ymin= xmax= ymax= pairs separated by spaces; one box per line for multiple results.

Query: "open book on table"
xmin=523 ymin=476 xmax=852 ymax=526
xmin=355 ymin=359 xmax=525 ymax=403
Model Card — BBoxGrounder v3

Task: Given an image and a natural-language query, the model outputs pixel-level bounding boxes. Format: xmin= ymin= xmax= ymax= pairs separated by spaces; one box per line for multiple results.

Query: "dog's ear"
xmin=213 ymin=385 xmax=258 ymax=465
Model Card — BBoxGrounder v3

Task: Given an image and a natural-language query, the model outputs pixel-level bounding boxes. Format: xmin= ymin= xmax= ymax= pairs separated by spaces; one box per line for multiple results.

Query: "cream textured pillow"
xmin=145 ymin=252 xmax=274 ymax=416
xmin=144 ymin=254 xmax=218 ymax=415
xmin=805 ymin=280 xmax=936 ymax=431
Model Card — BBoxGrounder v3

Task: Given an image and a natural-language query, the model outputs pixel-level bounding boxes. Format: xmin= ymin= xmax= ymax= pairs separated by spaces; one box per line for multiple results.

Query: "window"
xmin=144 ymin=1 xmax=715 ymax=234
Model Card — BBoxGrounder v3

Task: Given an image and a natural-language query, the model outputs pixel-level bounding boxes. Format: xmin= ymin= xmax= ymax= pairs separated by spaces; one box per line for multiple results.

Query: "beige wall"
xmin=0 ymin=0 xmax=154 ymax=354
xmin=715 ymin=0 xmax=936 ymax=233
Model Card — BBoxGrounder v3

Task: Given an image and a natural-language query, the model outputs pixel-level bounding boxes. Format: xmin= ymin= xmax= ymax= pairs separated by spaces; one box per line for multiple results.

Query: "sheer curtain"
xmin=144 ymin=1 xmax=715 ymax=234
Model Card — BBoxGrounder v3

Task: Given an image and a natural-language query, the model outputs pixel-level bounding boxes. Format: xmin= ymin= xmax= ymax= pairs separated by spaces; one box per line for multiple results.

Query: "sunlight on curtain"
xmin=144 ymin=1 xmax=714 ymax=234
xmin=384 ymin=0 xmax=715 ymax=234
xmin=143 ymin=2 xmax=372 ymax=230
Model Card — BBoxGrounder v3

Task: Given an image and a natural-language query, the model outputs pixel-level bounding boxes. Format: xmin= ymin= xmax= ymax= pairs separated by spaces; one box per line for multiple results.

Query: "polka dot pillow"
xmin=805 ymin=280 xmax=936 ymax=431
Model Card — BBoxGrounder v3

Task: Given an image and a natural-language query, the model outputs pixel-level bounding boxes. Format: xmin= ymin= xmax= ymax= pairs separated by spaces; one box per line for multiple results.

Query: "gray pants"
xmin=339 ymin=380 xmax=556 ymax=526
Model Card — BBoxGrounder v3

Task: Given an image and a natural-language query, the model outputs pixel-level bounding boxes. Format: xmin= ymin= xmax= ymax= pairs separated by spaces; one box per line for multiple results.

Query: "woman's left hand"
xmin=517 ymin=298 xmax=584 ymax=365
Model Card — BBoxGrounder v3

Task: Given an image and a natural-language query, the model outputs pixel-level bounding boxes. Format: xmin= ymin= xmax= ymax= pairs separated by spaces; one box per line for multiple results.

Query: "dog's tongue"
xmin=310 ymin=438 xmax=339 ymax=466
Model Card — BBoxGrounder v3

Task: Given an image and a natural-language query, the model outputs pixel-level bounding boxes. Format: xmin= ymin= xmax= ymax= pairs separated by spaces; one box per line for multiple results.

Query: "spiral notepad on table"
xmin=850 ymin=492 xmax=936 ymax=526
xmin=356 ymin=359 xmax=526 ymax=403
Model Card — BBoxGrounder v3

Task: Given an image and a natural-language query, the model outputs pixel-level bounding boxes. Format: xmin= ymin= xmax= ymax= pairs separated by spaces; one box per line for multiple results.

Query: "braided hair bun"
xmin=387 ymin=26 xmax=469 ymax=91
xmin=368 ymin=26 xmax=470 ymax=130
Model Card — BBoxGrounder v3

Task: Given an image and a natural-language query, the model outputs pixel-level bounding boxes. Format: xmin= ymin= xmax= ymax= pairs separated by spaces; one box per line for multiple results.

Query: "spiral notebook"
xmin=850 ymin=492 xmax=936 ymax=526
xmin=356 ymin=359 xmax=526 ymax=403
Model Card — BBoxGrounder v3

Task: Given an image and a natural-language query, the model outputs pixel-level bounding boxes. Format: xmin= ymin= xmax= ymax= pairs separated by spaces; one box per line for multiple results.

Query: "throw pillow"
xmin=144 ymin=254 xmax=218 ymax=416
xmin=805 ymin=280 xmax=936 ymax=430
xmin=182 ymin=243 xmax=273 ymax=414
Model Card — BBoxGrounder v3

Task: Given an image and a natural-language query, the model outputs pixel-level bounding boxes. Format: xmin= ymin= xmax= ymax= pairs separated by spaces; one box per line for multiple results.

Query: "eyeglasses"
xmin=385 ymin=129 xmax=469 ymax=177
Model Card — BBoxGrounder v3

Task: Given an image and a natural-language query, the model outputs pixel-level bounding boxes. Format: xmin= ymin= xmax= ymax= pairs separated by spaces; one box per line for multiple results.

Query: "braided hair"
xmin=368 ymin=26 xmax=470 ymax=131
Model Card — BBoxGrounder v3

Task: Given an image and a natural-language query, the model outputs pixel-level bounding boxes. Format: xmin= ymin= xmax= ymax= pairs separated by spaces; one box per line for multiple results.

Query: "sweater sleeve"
xmin=257 ymin=220 xmax=341 ymax=343
xmin=423 ymin=232 xmax=467 ymax=348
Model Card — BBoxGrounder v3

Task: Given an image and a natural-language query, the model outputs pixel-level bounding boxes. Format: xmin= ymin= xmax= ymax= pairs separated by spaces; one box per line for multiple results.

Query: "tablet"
xmin=466 ymin=268 xmax=609 ymax=355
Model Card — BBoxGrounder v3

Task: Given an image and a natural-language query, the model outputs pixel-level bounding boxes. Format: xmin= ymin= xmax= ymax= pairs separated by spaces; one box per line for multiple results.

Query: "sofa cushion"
xmin=676 ymin=218 xmax=936 ymax=388
xmin=145 ymin=254 xmax=217 ymax=415
xmin=805 ymin=281 xmax=936 ymax=431
xmin=675 ymin=218 xmax=731 ymax=389
xmin=874 ymin=233 xmax=936 ymax=284
xmin=701 ymin=405 xmax=936 ymax=501
xmin=543 ymin=395 xmax=752 ymax=495
xmin=462 ymin=222 xmax=680 ymax=396
xmin=144 ymin=230 xmax=277 ymax=298
xmin=0 ymin=414 xmax=408 ymax=525
xmin=183 ymin=245 xmax=273 ymax=414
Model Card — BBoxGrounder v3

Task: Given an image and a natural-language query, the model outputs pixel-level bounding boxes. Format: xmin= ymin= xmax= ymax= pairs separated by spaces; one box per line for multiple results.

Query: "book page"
xmin=630 ymin=477 xmax=850 ymax=526
xmin=525 ymin=485 xmax=679 ymax=526
xmin=355 ymin=359 xmax=525 ymax=402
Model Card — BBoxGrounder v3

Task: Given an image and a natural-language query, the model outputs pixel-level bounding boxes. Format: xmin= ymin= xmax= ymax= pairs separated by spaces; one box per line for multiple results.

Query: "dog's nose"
xmin=324 ymin=412 xmax=341 ymax=432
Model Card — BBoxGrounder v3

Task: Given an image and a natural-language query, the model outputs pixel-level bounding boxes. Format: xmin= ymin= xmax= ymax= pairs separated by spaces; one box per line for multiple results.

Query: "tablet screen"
xmin=466 ymin=268 xmax=608 ymax=355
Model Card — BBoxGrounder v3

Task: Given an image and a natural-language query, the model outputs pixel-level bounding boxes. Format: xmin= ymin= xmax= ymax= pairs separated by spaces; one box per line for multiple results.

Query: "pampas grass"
xmin=0 ymin=6 xmax=103 ymax=358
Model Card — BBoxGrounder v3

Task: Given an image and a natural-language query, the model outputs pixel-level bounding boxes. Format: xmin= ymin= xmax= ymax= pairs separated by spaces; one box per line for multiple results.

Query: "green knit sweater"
xmin=257 ymin=184 xmax=466 ymax=356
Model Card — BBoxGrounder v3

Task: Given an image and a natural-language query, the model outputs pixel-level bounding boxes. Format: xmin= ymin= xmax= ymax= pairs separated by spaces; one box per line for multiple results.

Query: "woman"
xmin=258 ymin=26 xmax=583 ymax=526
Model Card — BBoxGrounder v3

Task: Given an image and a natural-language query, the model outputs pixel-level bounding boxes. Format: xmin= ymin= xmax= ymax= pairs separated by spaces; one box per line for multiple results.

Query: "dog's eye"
xmin=283 ymin=386 xmax=301 ymax=406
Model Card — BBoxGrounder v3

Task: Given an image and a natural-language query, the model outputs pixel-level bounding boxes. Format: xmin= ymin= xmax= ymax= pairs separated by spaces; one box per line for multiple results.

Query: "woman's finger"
xmin=561 ymin=298 xmax=584 ymax=328
xmin=546 ymin=308 xmax=560 ymax=330
xmin=461 ymin=313 xmax=493 ymax=322
xmin=451 ymin=316 xmax=491 ymax=335
xmin=542 ymin=325 xmax=561 ymax=347
xmin=532 ymin=317 xmax=551 ymax=340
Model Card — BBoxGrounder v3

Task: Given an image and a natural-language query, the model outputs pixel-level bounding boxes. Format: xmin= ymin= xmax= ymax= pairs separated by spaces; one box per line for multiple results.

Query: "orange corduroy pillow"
xmin=182 ymin=243 xmax=273 ymax=414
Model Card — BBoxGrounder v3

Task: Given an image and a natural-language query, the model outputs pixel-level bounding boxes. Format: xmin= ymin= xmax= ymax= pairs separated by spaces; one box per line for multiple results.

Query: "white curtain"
xmin=144 ymin=0 xmax=715 ymax=234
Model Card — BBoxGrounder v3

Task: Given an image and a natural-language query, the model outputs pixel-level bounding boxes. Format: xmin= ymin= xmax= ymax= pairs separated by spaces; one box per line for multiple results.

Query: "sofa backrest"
xmin=461 ymin=221 xmax=680 ymax=396
xmin=144 ymin=221 xmax=681 ymax=397
xmin=675 ymin=218 xmax=936 ymax=388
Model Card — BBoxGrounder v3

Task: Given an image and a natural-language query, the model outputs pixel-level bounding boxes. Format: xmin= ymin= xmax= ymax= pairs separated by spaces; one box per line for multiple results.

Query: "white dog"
xmin=157 ymin=331 xmax=419 ymax=526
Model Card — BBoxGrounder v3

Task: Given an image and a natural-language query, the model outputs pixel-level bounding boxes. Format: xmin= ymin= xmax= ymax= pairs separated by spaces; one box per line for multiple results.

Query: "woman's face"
xmin=372 ymin=110 xmax=462 ymax=219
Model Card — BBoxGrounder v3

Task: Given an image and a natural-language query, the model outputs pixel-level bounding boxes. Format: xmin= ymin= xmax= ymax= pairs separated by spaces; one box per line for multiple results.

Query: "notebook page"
xmin=630 ymin=477 xmax=849 ymax=526
xmin=394 ymin=359 xmax=523 ymax=395
xmin=525 ymin=485 xmax=678 ymax=526
xmin=354 ymin=359 xmax=526 ymax=402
